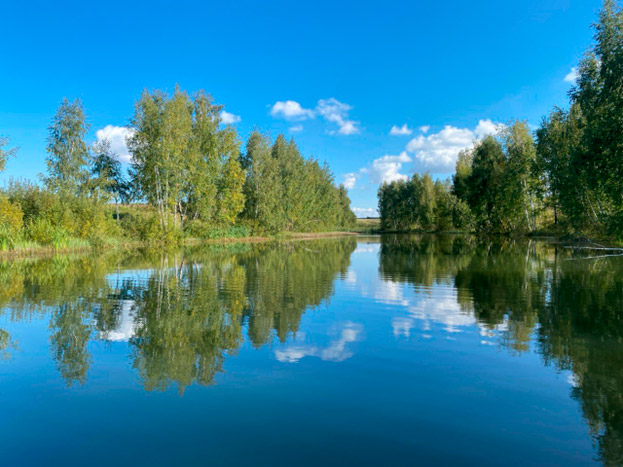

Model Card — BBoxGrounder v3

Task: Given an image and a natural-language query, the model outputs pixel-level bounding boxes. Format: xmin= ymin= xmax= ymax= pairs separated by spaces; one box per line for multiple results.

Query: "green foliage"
xmin=26 ymin=218 xmax=71 ymax=248
xmin=44 ymin=98 xmax=90 ymax=198
xmin=185 ymin=219 xmax=251 ymax=239
xmin=0 ymin=88 xmax=354 ymax=252
xmin=242 ymin=131 xmax=356 ymax=233
xmin=377 ymin=3 xmax=623 ymax=241
xmin=91 ymin=138 xmax=130 ymax=205
xmin=128 ymin=87 xmax=250 ymax=232
xmin=378 ymin=173 xmax=469 ymax=232
xmin=0 ymin=196 xmax=23 ymax=250
xmin=535 ymin=1 xmax=623 ymax=239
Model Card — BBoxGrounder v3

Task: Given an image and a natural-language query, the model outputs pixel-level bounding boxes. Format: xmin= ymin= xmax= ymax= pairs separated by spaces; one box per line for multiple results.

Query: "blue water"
xmin=2 ymin=236 xmax=617 ymax=465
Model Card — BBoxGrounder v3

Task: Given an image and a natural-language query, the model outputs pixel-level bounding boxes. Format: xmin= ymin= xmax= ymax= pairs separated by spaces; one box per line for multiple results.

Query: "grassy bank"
xmin=0 ymin=224 xmax=360 ymax=260
xmin=352 ymin=218 xmax=381 ymax=234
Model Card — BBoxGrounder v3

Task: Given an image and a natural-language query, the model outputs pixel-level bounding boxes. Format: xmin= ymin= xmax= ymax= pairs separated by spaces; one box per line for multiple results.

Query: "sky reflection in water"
xmin=1 ymin=235 xmax=621 ymax=465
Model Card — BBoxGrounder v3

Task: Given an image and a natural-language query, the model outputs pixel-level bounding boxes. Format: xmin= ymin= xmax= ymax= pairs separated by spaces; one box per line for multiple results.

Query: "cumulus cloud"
xmin=351 ymin=207 xmax=378 ymax=218
xmin=390 ymin=124 xmax=413 ymax=136
xmin=419 ymin=125 xmax=430 ymax=133
xmin=343 ymin=172 xmax=358 ymax=189
xmin=564 ymin=67 xmax=578 ymax=83
xmin=406 ymin=119 xmax=502 ymax=172
xmin=344 ymin=152 xmax=411 ymax=189
xmin=316 ymin=98 xmax=360 ymax=135
xmin=474 ymin=119 xmax=501 ymax=138
xmin=220 ymin=110 xmax=241 ymax=125
xmin=270 ymin=100 xmax=315 ymax=121
xmin=368 ymin=152 xmax=411 ymax=184
xmin=289 ymin=125 xmax=303 ymax=133
xmin=95 ymin=125 xmax=135 ymax=163
xmin=343 ymin=118 xmax=503 ymax=196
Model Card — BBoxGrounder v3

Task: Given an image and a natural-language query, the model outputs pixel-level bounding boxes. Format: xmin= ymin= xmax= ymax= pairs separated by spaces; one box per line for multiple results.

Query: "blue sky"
xmin=0 ymin=0 xmax=600 ymax=216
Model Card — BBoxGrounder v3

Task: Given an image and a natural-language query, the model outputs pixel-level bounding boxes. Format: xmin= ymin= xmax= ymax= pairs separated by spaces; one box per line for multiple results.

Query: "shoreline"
xmin=0 ymin=231 xmax=360 ymax=261
xmin=4 ymin=227 xmax=618 ymax=261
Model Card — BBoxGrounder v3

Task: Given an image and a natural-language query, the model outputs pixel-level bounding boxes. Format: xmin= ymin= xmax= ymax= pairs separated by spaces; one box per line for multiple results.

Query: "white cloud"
xmin=320 ymin=323 xmax=362 ymax=362
xmin=390 ymin=124 xmax=413 ymax=136
xmin=316 ymin=98 xmax=360 ymax=135
xmin=220 ymin=110 xmax=241 ymax=125
xmin=270 ymin=97 xmax=360 ymax=135
xmin=564 ymin=67 xmax=578 ymax=83
xmin=95 ymin=125 xmax=135 ymax=164
xmin=474 ymin=119 xmax=501 ymax=138
xmin=368 ymin=152 xmax=411 ymax=184
xmin=419 ymin=125 xmax=430 ymax=133
xmin=352 ymin=207 xmax=378 ymax=218
xmin=289 ymin=125 xmax=303 ymax=133
xmin=406 ymin=119 xmax=502 ymax=172
xmin=344 ymin=118 xmax=503 ymax=191
xmin=345 ymin=151 xmax=411 ymax=189
xmin=270 ymin=100 xmax=315 ymax=121
xmin=343 ymin=172 xmax=358 ymax=189
xmin=274 ymin=322 xmax=362 ymax=363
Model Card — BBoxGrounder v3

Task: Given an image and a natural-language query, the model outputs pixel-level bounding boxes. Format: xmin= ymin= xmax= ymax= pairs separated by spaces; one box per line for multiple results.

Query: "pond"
xmin=1 ymin=235 xmax=621 ymax=465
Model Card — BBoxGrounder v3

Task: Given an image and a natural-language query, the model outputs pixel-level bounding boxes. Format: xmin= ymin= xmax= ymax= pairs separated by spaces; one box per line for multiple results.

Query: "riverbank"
xmin=0 ymin=230 xmax=360 ymax=260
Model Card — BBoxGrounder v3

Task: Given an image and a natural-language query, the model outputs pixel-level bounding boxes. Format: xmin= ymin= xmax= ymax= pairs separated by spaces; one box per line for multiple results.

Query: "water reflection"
xmin=379 ymin=234 xmax=623 ymax=464
xmin=0 ymin=239 xmax=356 ymax=392
xmin=1 ymin=235 xmax=623 ymax=463
xmin=275 ymin=322 xmax=363 ymax=363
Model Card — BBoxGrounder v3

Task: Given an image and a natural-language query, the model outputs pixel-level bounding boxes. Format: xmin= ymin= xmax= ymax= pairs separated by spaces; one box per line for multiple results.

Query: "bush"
xmin=184 ymin=219 xmax=250 ymax=239
xmin=26 ymin=218 xmax=71 ymax=248
xmin=0 ymin=195 xmax=24 ymax=250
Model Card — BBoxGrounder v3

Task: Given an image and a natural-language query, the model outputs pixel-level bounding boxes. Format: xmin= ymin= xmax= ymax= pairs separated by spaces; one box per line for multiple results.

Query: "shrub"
xmin=0 ymin=195 xmax=24 ymax=250
xmin=26 ymin=218 xmax=71 ymax=248
xmin=184 ymin=219 xmax=250 ymax=239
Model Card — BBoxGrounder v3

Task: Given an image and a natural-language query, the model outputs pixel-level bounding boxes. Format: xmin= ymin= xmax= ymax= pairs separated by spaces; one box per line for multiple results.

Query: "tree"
xmin=501 ymin=121 xmax=540 ymax=231
xmin=465 ymin=136 xmax=509 ymax=231
xmin=567 ymin=0 xmax=623 ymax=235
xmin=128 ymin=87 xmax=192 ymax=231
xmin=536 ymin=105 xmax=585 ymax=228
xmin=44 ymin=98 xmax=90 ymax=198
xmin=0 ymin=135 xmax=17 ymax=173
xmin=216 ymin=152 xmax=245 ymax=225
xmin=186 ymin=91 xmax=222 ymax=222
xmin=129 ymin=87 xmax=251 ymax=235
xmin=92 ymin=138 xmax=129 ymax=222
xmin=452 ymin=148 xmax=472 ymax=202
xmin=242 ymin=132 xmax=354 ymax=233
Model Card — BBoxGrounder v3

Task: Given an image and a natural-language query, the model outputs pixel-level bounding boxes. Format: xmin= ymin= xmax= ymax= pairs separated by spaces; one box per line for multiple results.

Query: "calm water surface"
xmin=1 ymin=235 xmax=622 ymax=465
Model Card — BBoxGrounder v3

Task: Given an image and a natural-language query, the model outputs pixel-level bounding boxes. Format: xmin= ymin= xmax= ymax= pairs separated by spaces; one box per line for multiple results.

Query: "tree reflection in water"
xmin=380 ymin=234 xmax=623 ymax=465
xmin=0 ymin=239 xmax=356 ymax=392
xmin=1 ymin=235 xmax=623 ymax=463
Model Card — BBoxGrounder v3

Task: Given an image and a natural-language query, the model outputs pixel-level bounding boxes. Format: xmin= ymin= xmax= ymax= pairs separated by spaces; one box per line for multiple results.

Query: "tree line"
xmin=0 ymin=87 xmax=356 ymax=250
xmin=379 ymin=0 xmax=623 ymax=241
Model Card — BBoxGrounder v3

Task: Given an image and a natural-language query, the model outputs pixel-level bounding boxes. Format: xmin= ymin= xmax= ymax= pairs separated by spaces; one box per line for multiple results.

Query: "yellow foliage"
xmin=0 ymin=195 xmax=23 ymax=233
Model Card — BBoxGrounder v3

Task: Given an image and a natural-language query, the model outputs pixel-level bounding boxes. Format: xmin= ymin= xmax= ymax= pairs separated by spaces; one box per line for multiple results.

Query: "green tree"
xmin=465 ymin=136 xmax=509 ymax=231
xmin=452 ymin=148 xmax=472 ymax=202
xmin=216 ymin=152 xmax=245 ymax=225
xmin=501 ymin=121 xmax=540 ymax=231
xmin=44 ymin=98 xmax=90 ymax=198
xmin=536 ymin=105 xmax=585 ymax=228
xmin=92 ymin=138 xmax=129 ymax=222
